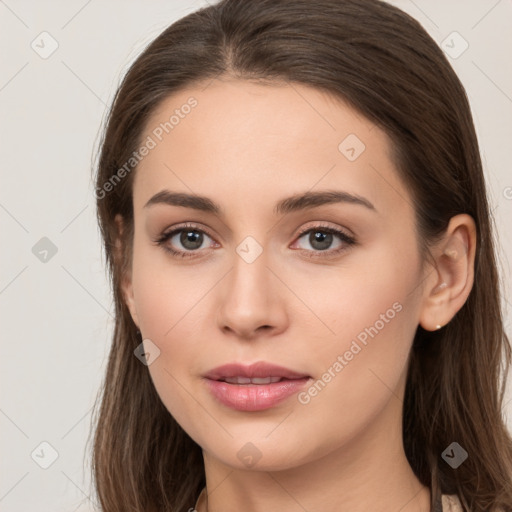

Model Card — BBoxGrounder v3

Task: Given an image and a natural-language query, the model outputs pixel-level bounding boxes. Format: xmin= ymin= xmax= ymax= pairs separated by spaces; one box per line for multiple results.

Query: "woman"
xmin=90 ymin=0 xmax=512 ymax=510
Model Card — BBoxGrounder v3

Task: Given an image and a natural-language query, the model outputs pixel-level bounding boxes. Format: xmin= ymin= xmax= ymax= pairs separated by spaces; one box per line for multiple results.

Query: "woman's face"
xmin=121 ymin=78 xmax=431 ymax=470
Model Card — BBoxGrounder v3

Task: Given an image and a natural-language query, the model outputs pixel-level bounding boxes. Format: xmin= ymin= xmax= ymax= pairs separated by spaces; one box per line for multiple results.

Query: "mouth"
xmin=203 ymin=361 xmax=312 ymax=411
xmin=219 ymin=376 xmax=291 ymax=384
xmin=203 ymin=361 xmax=310 ymax=381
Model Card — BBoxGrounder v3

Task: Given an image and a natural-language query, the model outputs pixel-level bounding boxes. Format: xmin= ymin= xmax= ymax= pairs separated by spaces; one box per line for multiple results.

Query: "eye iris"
xmin=310 ymin=231 xmax=332 ymax=250
xmin=180 ymin=230 xmax=203 ymax=250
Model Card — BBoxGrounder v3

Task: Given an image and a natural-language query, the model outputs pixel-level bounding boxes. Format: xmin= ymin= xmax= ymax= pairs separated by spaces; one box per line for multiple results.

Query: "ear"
xmin=418 ymin=214 xmax=477 ymax=331
xmin=114 ymin=214 xmax=140 ymax=329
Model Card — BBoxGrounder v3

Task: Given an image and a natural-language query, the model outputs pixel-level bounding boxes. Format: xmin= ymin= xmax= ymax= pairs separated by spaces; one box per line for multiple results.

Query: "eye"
xmin=153 ymin=222 xmax=356 ymax=260
xmin=153 ymin=223 xmax=218 ymax=259
xmin=291 ymin=223 xmax=356 ymax=258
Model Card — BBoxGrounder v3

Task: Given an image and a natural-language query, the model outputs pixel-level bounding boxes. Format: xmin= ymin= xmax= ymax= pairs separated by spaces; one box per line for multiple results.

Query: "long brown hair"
xmin=89 ymin=0 xmax=512 ymax=510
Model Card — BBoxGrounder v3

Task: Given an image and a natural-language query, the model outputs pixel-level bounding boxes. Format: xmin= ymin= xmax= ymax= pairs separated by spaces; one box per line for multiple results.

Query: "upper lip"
xmin=203 ymin=361 xmax=310 ymax=381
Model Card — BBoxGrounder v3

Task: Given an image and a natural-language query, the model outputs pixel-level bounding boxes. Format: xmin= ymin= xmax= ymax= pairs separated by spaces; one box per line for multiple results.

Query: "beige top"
xmin=194 ymin=488 xmax=464 ymax=511
xmin=442 ymin=494 xmax=464 ymax=511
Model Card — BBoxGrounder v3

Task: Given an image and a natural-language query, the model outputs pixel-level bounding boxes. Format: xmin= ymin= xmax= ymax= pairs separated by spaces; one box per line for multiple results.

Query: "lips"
xmin=223 ymin=376 xmax=282 ymax=384
xmin=203 ymin=362 xmax=311 ymax=411
xmin=203 ymin=361 xmax=310 ymax=381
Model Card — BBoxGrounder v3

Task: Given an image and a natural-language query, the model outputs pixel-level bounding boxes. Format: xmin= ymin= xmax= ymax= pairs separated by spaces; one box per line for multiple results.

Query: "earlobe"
xmin=121 ymin=269 xmax=139 ymax=329
xmin=114 ymin=214 xmax=140 ymax=329
xmin=419 ymin=214 xmax=476 ymax=332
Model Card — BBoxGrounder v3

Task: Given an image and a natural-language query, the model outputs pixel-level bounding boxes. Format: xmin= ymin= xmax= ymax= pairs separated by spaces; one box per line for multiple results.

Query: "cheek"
xmin=304 ymin=277 xmax=412 ymax=394
xmin=130 ymin=251 xmax=219 ymax=435
xmin=131 ymin=240 xmax=212 ymax=339
xmin=297 ymin=242 xmax=418 ymax=348
xmin=293 ymin=247 xmax=421 ymax=437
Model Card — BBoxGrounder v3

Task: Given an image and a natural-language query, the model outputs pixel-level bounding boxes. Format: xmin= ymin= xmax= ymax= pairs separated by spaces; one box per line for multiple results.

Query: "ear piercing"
xmin=436 ymin=324 xmax=442 ymax=330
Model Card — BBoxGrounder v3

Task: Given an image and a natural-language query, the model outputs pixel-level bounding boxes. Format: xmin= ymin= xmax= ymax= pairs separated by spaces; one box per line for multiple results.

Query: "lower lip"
xmin=204 ymin=377 xmax=310 ymax=411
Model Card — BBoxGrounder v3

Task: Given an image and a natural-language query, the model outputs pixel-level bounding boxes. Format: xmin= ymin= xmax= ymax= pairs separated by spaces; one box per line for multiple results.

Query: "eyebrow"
xmin=143 ymin=189 xmax=377 ymax=215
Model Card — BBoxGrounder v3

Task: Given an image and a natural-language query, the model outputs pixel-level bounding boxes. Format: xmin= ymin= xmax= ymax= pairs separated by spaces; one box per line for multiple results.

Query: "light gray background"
xmin=1 ymin=1 xmax=511 ymax=510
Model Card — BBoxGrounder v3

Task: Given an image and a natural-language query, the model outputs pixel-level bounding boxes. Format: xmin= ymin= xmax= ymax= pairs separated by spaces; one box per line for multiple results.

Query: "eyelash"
xmin=153 ymin=222 xmax=356 ymax=260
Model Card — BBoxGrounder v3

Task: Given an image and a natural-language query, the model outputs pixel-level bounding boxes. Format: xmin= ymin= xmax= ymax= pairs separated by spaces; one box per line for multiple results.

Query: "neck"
xmin=199 ymin=394 xmax=431 ymax=512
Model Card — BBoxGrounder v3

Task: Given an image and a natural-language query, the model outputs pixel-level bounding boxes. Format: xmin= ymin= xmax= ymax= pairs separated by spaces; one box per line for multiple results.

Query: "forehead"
xmin=133 ymin=79 xmax=411 ymax=220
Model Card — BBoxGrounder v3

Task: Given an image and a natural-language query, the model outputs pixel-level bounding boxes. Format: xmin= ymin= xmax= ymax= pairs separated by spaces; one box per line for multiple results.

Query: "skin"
xmin=117 ymin=78 xmax=476 ymax=512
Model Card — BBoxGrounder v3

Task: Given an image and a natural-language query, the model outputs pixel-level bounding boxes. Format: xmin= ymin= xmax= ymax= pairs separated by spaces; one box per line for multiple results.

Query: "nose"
xmin=215 ymin=245 xmax=288 ymax=340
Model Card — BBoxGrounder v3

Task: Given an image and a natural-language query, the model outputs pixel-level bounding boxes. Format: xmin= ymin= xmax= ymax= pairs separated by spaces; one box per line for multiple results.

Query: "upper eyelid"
xmin=163 ymin=221 xmax=350 ymax=236
xmin=163 ymin=222 xmax=216 ymax=240
xmin=295 ymin=221 xmax=353 ymax=237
